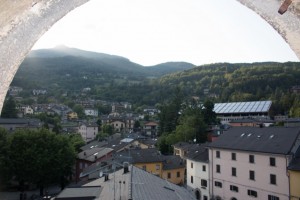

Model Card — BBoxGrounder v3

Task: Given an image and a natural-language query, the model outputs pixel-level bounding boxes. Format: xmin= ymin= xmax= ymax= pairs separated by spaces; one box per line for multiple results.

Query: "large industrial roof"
xmin=214 ymin=101 xmax=272 ymax=114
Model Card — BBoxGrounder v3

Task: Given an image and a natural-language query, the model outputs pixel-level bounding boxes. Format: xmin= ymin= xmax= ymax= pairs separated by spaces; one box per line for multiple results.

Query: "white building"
xmin=207 ymin=127 xmax=300 ymax=200
xmin=84 ymin=108 xmax=98 ymax=117
xmin=78 ymin=122 xmax=98 ymax=143
xmin=22 ymin=105 xmax=34 ymax=115
xmin=186 ymin=144 xmax=210 ymax=200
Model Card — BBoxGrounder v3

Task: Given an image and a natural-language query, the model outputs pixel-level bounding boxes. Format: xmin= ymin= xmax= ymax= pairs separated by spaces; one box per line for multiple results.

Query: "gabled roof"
xmin=207 ymin=127 xmax=300 ymax=155
xmin=104 ymin=138 xmax=136 ymax=152
xmin=173 ymin=142 xmax=191 ymax=150
xmin=80 ymin=141 xmax=107 ymax=151
xmin=115 ymin=148 xmax=163 ymax=164
xmin=78 ymin=147 xmax=114 ymax=162
xmin=185 ymin=144 xmax=209 ymax=163
xmin=162 ymin=155 xmax=185 ymax=170
xmin=55 ymin=186 xmax=102 ymax=200
xmin=84 ymin=165 xmax=196 ymax=200
xmin=144 ymin=121 xmax=159 ymax=126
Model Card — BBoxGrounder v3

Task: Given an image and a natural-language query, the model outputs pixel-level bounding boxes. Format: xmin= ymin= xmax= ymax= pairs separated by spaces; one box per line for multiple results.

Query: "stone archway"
xmin=0 ymin=0 xmax=300 ymax=112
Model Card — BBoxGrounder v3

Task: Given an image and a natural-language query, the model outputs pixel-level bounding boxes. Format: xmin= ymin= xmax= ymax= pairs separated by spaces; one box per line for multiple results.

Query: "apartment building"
xmin=78 ymin=122 xmax=98 ymax=142
xmin=207 ymin=127 xmax=300 ymax=200
xmin=185 ymin=144 xmax=210 ymax=200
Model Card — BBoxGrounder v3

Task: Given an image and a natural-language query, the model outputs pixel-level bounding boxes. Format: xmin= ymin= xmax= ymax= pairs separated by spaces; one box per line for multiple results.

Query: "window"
xmin=249 ymin=155 xmax=255 ymax=163
xmin=216 ymin=150 xmax=220 ymax=158
xmin=249 ymin=170 xmax=255 ymax=180
xmin=230 ymin=185 xmax=239 ymax=192
xmin=216 ymin=164 xmax=221 ymax=173
xmin=201 ymin=179 xmax=207 ymax=187
xmin=177 ymin=171 xmax=180 ymax=178
xmin=191 ymin=162 xmax=193 ymax=168
xmin=270 ymin=157 xmax=276 ymax=166
xmin=268 ymin=195 xmax=279 ymax=200
xmin=168 ymin=172 xmax=171 ymax=179
xmin=270 ymin=174 xmax=276 ymax=185
xmin=156 ymin=164 xmax=160 ymax=170
xmin=232 ymin=167 xmax=237 ymax=177
xmin=203 ymin=196 xmax=208 ymax=200
xmin=231 ymin=198 xmax=237 ymax=200
xmin=191 ymin=176 xmax=194 ymax=184
xmin=232 ymin=153 xmax=236 ymax=160
xmin=215 ymin=181 xmax=222 ymax=188
xmin=202 ymin=165 xmax=206 ymax=172
xmin=248 ymin=190 xmax=258 ymax=198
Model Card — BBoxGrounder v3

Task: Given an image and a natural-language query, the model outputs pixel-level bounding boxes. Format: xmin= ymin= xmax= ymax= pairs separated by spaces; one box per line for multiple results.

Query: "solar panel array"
xmin=213 ymin=101 xmax=272 ymax=114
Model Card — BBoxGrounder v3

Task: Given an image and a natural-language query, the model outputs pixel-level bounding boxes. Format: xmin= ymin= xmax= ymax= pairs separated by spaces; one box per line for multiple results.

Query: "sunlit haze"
xmin=32 ymin=0 xmax=299 ymax=66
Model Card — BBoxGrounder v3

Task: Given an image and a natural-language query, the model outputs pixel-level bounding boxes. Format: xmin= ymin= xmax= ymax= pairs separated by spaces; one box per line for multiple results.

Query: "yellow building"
xmin=288 ymin=157 xmax=300 ymax=200
xmin=117 ymin=148 xmax=185 ymax=185
xmin=135 ymin=162 xmax=163 ymax=177
xmin=67 ymin=111 xmax=78 ymax=120
xmin=162 ymin=161 xmax=185 ymax=185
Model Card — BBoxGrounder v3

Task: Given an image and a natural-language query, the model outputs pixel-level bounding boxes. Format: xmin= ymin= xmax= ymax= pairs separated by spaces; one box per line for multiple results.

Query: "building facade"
xmin=207 ymin=127 xmax=300 ymax=200
xmin=78 ymin=122 xmax=98 ymax=142
xmin=186 ymin=145 xmax=210 ymax=200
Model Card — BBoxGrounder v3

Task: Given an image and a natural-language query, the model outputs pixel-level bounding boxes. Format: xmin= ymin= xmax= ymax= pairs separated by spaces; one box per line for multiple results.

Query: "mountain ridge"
xmin=28 ymin=46 xmax=195 ymax=71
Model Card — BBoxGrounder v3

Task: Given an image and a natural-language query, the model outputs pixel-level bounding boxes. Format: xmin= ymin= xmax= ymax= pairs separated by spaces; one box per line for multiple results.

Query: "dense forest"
xmin=10 ymin=48 xmax=300 ymax=117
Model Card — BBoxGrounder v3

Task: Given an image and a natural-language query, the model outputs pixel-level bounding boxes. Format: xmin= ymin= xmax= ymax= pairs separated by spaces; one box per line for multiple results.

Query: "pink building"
xmin=78 ymin=122 xmax=98 ymax=142
xmin=207 ymin=127 xmax=300 ymax=200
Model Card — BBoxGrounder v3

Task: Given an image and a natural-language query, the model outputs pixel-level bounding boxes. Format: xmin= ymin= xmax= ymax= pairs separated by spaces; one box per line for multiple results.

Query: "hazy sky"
xmin=32 ymin=0 xmax=299 ymax=66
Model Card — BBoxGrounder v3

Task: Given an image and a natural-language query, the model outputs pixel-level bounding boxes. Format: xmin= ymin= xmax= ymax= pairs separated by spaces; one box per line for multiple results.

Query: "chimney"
xmin=104 ymin=174 xmax=109 ymax=181
xmin=123 ymin=162 xmax=129 ymax=174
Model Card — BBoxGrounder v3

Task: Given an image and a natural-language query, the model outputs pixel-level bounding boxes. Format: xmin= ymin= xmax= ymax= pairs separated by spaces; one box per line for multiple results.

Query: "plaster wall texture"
xmin=209 ymin=148 xmax=289 ymax=200
xmin=186 ymin=159 xmax=210 ymax=199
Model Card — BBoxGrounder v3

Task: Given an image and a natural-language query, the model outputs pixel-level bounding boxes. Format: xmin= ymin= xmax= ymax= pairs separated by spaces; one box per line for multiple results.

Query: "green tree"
xmin=68 ymin=134 xmax=85 ymax=153
xmin=102 ymin=124 xmax=113 ymax=135
xmin=157 ymin=134 xmax=171 ymax=154
xmin=158 ymin=87 xmax=183 ymax=135
xmin=73 ymin=104 xmax=85 ymax=119
xmin=5 ymin=129 xmax=76 ymax=196
xmin=0 ymin=128 xmax=10 ymax=187
xmin=202 ymin=100 xmax=217 ymax=125
xmin=134 ymin=120 xmax=141 ymax=129
xmin=1 ymin=96 xmax=18 ymax=118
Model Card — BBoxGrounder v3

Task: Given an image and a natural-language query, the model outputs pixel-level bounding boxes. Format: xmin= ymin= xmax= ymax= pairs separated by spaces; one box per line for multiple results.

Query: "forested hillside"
xmin=10 ymin=48 xmax=300 ymax=116
xmin=159 ymin=62 xmax=300 ymax=116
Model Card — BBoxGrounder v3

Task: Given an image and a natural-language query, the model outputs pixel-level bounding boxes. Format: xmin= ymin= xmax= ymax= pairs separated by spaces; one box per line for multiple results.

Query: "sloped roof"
xmin=162 ymin=155 xmax=185 ymax=170
xmin=78 ymin=147 xmax=114 ymax=162
xmin=185 ymin=144 xmax=209 ymax=163
xmin=115 ymin=148 xmax=163 ymax=164
xmin=0 ymin=118 xmax=41 ymax=125
xmin=80 ymin=141 xmax=107 ymax=151
xmin=131 ymin=166 xmax=195 ymax=200
xmin=84 ymin=166 xmax=196 ymax=200
xmin=214 ymin=101 xmax=272 ymax=114
xmin=144 ymin=121 xmax=159 ymax=126
xmin=55 ymin=186 xmax=102 ymax=200
xmin=207 ymin=127 xmax=300 ymax=155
